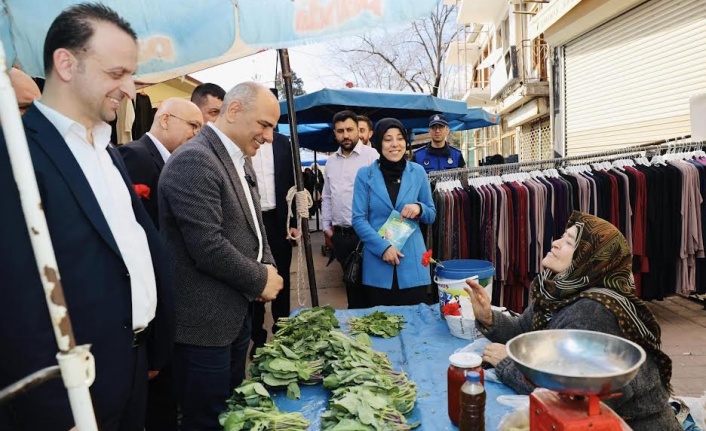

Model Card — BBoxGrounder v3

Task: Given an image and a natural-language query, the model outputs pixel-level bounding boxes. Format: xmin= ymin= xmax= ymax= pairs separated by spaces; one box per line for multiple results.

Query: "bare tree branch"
xmin=327 ymin=4 xmax=459 ymax=96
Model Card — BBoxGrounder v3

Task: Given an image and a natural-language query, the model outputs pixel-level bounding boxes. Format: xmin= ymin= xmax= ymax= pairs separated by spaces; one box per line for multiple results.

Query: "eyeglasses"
xmin=168 ymin=114 xmax=202 ymax=133
xmin=430 ymin=124 xmax=447 ymax=131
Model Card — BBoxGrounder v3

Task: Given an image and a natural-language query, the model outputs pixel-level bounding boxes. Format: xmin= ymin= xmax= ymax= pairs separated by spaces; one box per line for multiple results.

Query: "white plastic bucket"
xmin=435 ymin=275 xmax=494 ymax=340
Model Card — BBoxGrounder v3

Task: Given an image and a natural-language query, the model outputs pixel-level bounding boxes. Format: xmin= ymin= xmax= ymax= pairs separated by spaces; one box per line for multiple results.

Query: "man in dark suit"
xmin=250 ymin=131 xmax=299 ymax=355
xmin=0 ymin=4 xmax=173 ymax=430
xmin=190 ymin=82 xmax=226 ymax=124
xmin=118 ymin=97 xmax=201 ymax=431
xmin=159 ymin=81 xmax=284 ymax=431
xmin=119 ymin=98 xmax=203 ymax=228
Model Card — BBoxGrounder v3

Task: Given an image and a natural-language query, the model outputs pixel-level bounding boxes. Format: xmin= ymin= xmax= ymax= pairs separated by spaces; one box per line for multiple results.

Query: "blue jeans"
xmin=173 ymin=313 xmax=251 ymax=431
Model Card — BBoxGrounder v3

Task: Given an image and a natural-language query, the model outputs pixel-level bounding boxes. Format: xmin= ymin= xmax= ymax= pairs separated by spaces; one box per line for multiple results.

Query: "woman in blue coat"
xmin=352 ymin=118 xmax=437 ymax=306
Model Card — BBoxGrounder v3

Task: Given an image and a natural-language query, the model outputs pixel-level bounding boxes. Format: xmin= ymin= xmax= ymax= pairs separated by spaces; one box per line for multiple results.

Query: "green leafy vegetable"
xmin=348 ymin=311 xmax=405 ymax=338
xmin=219 ymin=381 xmax=309 ymax=431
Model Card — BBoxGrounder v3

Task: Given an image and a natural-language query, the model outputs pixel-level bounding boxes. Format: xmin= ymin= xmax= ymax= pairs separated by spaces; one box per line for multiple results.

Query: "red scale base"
xmin=529 ymin=391 xmax=628 ymax=431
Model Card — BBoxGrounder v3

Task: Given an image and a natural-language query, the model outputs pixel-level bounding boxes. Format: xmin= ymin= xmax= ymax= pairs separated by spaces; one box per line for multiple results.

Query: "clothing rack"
xmin=428 ymin=137 xmax=702 ymax=179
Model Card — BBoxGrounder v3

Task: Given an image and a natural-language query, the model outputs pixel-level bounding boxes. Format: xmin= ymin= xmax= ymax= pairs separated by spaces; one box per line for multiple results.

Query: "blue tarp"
xmin=278 ymin=93 xmax=500 ymax=152
xmin=273 ymin=303 xmax=516 ymax=430
xmin=279 ymin=88 xmax=498 ymax=130
xmin=279 ymin=123 xmax=337 ymax=153
xmin=1 ymin=0 xmax=439 ymax=82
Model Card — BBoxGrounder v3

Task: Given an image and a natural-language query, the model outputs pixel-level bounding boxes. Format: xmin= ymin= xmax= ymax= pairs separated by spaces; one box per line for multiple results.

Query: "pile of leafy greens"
xmin=242 ymin=306 xmax=419 ymax=430
xmin=348 ymin=311 xmax=405 ymax=338
xmin=219 ymin=381 xmax=309 ymax=431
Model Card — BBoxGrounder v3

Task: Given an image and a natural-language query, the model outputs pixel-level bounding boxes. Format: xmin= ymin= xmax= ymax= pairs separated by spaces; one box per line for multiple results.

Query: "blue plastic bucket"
xmin=434 ymin=260 xmax=495 ymax=321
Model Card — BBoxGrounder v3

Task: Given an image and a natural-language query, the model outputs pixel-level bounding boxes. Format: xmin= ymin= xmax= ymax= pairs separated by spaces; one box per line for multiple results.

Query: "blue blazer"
xmin=0 ymin=105 xmax=174 ymax=429
xmin=352 ymin=161 xmax=436 ymax=289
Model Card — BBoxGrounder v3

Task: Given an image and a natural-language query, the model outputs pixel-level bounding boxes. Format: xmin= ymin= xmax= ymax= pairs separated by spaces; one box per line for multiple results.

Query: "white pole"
xmin=0 ymin=41 xmax=98 ymax=430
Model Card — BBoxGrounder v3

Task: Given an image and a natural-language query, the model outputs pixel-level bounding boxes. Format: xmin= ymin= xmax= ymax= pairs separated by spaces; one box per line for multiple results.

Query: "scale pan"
xmin=506 ymin=329 xmax=646 ymax=395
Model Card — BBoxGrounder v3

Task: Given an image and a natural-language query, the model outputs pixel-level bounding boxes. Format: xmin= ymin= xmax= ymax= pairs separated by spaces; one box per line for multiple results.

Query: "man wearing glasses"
xmin=119 ymin=98 xmax=202 ymax=229
xmin=117 ymin=97 xmax=201 ymax=430
xmin=412 ymin=114 xmax=466 ymax=173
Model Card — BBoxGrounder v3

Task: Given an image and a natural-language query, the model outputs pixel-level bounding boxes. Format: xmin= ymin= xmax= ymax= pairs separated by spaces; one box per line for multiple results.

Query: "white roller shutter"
xmin=564 ymin=0 xmax=706 ymax=156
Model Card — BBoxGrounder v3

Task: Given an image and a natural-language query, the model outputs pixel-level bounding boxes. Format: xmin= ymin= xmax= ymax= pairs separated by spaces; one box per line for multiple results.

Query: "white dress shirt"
xmin=251 ymin=143 xmax=277 ymax=211
xmin=208 ymin=124 xmax=264 ymax=262
xmin=321 ymin=141 xmax=379 ymax=231
xmin=145 ymin=132 xmax=171 ymax=162
xmin=35 ymin=101 xmax=157 ymax=330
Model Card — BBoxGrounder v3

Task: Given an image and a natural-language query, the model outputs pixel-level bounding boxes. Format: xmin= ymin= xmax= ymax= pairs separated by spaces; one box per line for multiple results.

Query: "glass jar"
xmin=447 ymin=352 xmax=484 ymax=425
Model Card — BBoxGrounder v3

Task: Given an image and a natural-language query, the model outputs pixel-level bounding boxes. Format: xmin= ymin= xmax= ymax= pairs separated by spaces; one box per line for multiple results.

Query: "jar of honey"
xmin=447 ymin=352 xmax=484 ymax=425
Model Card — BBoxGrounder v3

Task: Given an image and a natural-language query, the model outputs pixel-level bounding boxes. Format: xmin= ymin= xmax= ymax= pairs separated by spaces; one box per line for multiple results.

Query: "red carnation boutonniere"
xmin=133 ymin=184 xmax=151 ymax=199
xmin=421 ymin=249 xmax=444 ymax=268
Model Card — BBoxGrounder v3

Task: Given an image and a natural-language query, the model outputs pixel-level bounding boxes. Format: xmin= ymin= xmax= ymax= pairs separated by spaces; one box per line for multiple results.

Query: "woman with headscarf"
xmin=351 ymin=118 xmax=436 ymax=306
xmin=464 ymin=211 xmax=680 ymax=431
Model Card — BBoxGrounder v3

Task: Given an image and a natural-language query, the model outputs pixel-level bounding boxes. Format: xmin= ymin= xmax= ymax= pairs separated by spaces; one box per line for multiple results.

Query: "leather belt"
xmin=132 ymin=327 xmax=149 ymax=348
xmin=333 ymin=225 xmax=355 ymax=234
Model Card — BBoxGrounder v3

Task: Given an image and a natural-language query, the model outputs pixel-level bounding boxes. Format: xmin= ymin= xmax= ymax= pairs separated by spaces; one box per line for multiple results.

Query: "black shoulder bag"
xmin=342 ymin=165 xmax=373 ymax=285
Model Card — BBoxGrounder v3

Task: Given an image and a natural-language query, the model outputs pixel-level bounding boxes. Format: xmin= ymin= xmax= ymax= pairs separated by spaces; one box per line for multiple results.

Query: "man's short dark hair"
xmin=43 ymin=3 xmax=137 ymax=75
xmin=332 ymin=110 xmax=358 ymax=125
xmin=357 ymin=115 xmax=372 ymax=130
xmin=191 ymin=83 xmax=226 ymax=107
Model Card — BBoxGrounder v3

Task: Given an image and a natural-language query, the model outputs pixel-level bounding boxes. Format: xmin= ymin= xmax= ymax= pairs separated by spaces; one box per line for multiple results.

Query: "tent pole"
xmin=313 ymin=152 xmax=320 ymax=232
xmin=278 ymin=48 xmax=319 ymax=307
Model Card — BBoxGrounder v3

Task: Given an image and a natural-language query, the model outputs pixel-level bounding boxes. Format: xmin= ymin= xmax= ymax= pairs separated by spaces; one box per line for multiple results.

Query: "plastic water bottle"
xmin=458 ymin=371 xmax=485 ymax=431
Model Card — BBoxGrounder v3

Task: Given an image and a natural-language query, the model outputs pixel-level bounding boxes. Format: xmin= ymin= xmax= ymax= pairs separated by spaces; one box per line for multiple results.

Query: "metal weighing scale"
xmin=507 ymin=329 xmax=646 ymax=431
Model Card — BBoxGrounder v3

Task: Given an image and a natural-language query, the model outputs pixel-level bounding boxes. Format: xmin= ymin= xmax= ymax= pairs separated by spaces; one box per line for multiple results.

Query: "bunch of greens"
xmin=246 ymin=306 xmax=419 ymax=428
xmin=219 ymin=381 xmax=309 ymax=431
xmin=321 ymin=387 xmax=420 ymax=430
xmin=321 ymin=332 xmax=418 ymax=420
xmin=249 ymin=342 xmax=325 ymax=398
xmin=348 ymin=311 xmax=405 ymax=338
xmin=249 ymin=306 xmax=338 ymax=398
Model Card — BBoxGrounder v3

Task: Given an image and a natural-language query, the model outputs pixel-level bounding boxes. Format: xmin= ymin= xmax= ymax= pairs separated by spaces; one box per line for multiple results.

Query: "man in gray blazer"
xmin=159 ymin=82 xmax=283 ymax=431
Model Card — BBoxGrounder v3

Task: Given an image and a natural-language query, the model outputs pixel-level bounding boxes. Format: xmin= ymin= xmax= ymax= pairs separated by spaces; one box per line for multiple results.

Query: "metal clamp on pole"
xmin=56 ymin=346 xmax=97 ymax=430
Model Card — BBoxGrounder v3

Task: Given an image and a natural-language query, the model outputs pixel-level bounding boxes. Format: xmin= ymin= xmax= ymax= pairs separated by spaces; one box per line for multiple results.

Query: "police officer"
xmin=412 ymin=114 xmax=466 ymax=173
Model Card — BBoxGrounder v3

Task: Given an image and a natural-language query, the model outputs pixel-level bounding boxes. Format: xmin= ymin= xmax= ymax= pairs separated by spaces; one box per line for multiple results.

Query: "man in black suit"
xmin=118 ymin=97 xmax=201 ymax=431
xmin=191 ymin=83 xmax=225 ymax=124
xmin=160 ymin=82 xmax=283 ymax=430
xmin=119 ymin=98 xmax=203 ymax=228
xmin=0 ymin=4 xmax=173 ymax=430
xmin=249 ymin=131 xmax=299 ymax=355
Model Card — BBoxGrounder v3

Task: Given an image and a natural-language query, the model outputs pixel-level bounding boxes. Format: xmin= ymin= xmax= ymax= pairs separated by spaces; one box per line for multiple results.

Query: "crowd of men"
xmin=0 ymin=3 xmax=466 ymax=430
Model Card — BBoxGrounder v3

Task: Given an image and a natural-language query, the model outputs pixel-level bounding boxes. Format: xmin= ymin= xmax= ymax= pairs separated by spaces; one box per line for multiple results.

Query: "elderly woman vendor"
xmin=464 ymin=211 xmax=680 ymax=431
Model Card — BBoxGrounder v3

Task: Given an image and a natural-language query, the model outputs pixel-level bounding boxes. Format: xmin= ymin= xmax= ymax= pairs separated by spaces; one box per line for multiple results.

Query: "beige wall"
xmin=140 ymin=77 xmax=200 ymax=108
xmin=543 ymin=0 xmax=647 ymax=46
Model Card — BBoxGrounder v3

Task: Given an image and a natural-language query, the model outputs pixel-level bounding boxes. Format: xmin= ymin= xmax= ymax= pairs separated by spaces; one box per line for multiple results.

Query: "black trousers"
xmin=364 ymin=269 xmax=428 ymax=306
xmin=174 ymin=311 xmax=250 ymax=431
xmin=102 ymin=342 xmax=149 ymax=431
xmin=331 ymin=227 xmax=367 ymax=309
xmin=144 ymin=361 xmax=177 ymax=431
xmin=251 ymin=210 xmax=293 ymax=349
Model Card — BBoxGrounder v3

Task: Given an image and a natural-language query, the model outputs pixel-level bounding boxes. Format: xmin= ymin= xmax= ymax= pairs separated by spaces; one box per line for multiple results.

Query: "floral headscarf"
xmin=530 ymin=211 xmax=673 ymax=392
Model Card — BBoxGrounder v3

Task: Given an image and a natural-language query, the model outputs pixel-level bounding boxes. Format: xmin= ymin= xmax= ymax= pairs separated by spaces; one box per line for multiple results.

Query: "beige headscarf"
xmin=530 ymin=211 xmax=673 ymax=392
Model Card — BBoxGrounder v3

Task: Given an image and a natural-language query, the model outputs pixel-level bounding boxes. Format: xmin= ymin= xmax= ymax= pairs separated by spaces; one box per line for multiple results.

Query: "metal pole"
xmin=313 ymin=152 xmax=320 ymax=232
xmin=278 ymin=48 xmax=319 ymax=307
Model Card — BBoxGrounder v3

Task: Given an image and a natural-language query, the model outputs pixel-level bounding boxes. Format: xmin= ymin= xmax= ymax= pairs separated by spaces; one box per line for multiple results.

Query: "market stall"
xmin=271 ymin=303 xmax=517 ymax=430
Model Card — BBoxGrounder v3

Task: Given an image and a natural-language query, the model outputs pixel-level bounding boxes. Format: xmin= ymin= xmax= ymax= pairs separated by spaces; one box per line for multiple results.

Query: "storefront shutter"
xmin=563 ymin=0 xmax=706 ymax=155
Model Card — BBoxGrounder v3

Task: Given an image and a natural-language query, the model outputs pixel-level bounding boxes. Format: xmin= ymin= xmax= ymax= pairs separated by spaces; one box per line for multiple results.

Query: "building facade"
xmin=446 ymin=0 xmax=551 ymax=163
xmin=448 ymin=0 xmax=706 ymax=160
